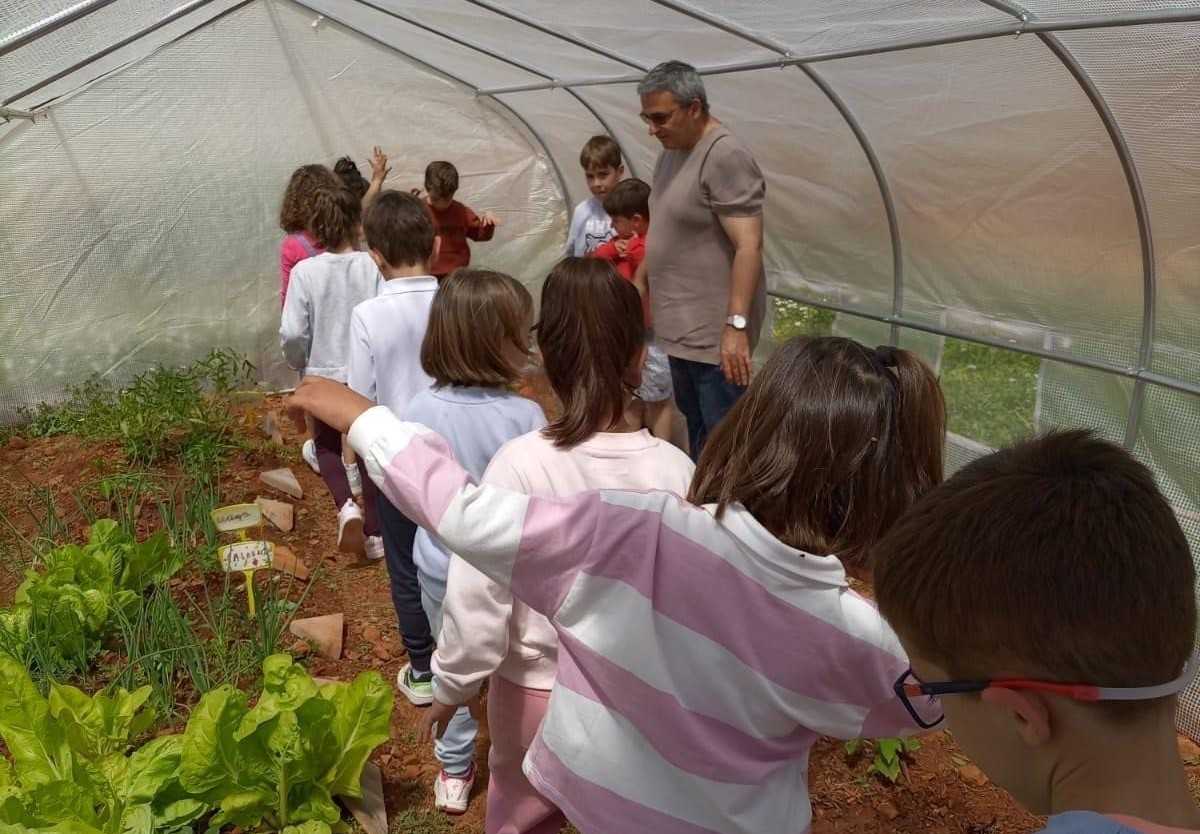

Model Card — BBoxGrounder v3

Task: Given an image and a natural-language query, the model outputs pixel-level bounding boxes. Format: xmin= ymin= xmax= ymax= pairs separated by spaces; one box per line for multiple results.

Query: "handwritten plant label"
xmin=218 ymin=540 xmax=274 ymax=572
xmin=211 ymin=503 xmax=262 ymax=533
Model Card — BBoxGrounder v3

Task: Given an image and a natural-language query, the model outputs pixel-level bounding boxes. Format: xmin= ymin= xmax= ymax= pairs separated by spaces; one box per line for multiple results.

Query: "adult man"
xmin=633 ymin=60 xmax=766 ymax=459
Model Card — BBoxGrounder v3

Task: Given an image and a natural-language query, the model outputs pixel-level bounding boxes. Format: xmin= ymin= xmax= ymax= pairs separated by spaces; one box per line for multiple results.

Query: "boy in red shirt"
xmin=592 ymin=178 xmax=679 ymax=446
xmin=423 ymin=161 xmax=498 ymax=279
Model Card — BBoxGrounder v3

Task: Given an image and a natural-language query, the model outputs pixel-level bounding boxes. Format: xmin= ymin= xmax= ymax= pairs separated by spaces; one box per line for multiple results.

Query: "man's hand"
xmin=369 ymin=146 xmax=390 ymax=183
xmin=418 ymin=697 xmax=484 ymax=742
xmin=287 ymin=377 xmax=374 ymax=435
xmin=720 ymin=327 xmax=752 ymax=388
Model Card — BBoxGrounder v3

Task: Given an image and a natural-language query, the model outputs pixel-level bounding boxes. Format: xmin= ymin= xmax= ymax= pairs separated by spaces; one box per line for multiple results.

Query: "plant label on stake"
xmin=211 ymin=503 xmax=262 ymax=533
xmin=211 ymin=504 xmax=270 ymax=618
xmin=217 ymin=540 xmax=275 ymax=618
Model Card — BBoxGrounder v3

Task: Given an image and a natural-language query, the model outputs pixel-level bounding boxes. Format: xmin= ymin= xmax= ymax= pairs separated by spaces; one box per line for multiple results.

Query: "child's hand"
xmin=418 ymin=697 xmax=484 ymax=742
xmin=479 ymin=212 xmax=500 ymax=228
xmin=369 ymin=146 xmax=390 ymax=183
xmin=614 ymin=238 xmax=630 ymax=256
xmin=410 ymin=187 xmax=425 ymax=199
xmin=287 ymin=377 xmax=374 ymax=435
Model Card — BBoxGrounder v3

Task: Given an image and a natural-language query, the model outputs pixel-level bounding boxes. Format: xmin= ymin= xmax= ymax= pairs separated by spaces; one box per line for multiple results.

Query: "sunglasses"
xmin=894 ymin=654 xmax=1200 ymax=730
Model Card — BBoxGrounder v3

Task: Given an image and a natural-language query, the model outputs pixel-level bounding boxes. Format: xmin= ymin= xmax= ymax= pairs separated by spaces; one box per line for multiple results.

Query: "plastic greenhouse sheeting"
xmin=1 ymin=0 xmax=1199 ymax=730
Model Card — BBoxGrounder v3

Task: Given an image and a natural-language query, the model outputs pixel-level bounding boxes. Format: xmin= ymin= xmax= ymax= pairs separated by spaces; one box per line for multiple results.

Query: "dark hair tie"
xmin=873 ymin=345 xmax=900 ymax=368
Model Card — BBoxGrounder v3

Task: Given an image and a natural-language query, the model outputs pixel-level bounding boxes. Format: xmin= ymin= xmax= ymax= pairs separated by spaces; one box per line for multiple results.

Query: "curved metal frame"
xmin=4 ymin=0 xmax=1195 ymax=417
xmin=288 ymin=0 xmax=573 ymax=226
xmin=972 ymin=0 xmax=1158 ymax=447
xmin=325 ymin=0 xmax=639 ymax=182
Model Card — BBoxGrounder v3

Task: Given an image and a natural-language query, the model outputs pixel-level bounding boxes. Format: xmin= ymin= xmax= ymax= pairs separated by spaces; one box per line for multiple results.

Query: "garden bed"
xmin=0 ymin=352 xmax=1193 ymax=833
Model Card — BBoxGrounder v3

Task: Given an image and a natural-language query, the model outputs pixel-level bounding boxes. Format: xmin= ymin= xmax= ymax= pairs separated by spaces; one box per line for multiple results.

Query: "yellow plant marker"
xmin=211 ymin=504 xmax=270 ymax=618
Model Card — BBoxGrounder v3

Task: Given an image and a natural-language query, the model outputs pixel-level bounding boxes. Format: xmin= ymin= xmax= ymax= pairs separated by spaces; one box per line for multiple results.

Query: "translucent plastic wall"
xmin=2 ymin=0 xmax=1199 ymax=732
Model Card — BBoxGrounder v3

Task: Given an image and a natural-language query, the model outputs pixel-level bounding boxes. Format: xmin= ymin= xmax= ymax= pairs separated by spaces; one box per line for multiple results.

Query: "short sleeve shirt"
xmin=645 ymin=123 xmax=766 ymax=365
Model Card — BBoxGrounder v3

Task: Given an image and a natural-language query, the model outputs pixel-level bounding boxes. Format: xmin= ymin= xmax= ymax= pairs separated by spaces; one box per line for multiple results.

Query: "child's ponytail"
xmin=885 ymin=346 xmax=946 ymax=516
xmin=308 ymin=184 xmax=361 ymax=251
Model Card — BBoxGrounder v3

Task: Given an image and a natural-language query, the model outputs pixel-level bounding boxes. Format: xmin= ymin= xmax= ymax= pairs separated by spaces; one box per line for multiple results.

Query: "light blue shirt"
xmin=405 ymin=386 xmax=547 ymax=601
xmin=1041 ymin=812 xmax=1153 ymax=833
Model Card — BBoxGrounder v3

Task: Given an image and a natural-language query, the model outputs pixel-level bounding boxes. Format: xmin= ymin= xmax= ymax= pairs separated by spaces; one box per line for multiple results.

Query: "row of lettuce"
xmin=0 ymin=522 xmax=395 ymax=832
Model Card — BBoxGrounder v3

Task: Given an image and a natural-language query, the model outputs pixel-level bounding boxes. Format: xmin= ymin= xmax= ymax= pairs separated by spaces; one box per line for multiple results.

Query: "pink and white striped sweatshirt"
xmin=349 ymin=406 xmax=918 ymax=834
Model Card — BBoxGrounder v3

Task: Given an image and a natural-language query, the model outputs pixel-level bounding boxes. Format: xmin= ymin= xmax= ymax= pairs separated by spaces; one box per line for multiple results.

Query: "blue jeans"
xmin=421 ymin=585 xmax=479 ymax=776
xmin=377 ymin=495 xmax=434 ymax=674
xmin=669 ymin=355 xmax=746 ymax=460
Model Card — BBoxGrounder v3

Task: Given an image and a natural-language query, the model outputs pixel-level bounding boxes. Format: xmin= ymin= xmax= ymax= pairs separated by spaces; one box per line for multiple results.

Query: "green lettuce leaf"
xmin=49 ymin=684 xmax=155 ymax=759
xmin=322 ymin=670 xmax=393 ymax=798
xmin=0 ymin=656 xmax=74 ymax=788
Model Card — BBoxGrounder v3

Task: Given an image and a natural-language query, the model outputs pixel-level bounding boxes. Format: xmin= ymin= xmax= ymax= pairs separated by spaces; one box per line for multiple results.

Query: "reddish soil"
xmin=0 ymin=377 xmax=1192 ymax=834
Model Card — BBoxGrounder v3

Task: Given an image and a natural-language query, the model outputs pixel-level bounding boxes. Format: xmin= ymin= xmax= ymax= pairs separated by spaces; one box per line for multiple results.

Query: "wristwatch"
xmin=725 ymin=314 xmax=748 ymax=331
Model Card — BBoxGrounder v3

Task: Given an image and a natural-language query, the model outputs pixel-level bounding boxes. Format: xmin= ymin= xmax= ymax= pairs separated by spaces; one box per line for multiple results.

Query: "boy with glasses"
xmin=874 ymin=430 xmax=1200 ymax=833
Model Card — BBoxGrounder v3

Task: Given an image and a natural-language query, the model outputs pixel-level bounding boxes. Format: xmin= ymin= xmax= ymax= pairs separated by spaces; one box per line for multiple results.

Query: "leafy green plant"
xmin=0 ymin=655 xmax=207 ymax=833
xmin=178 ymin=654 xmax=393 ymax=832
xmin=22 ymin=349 xmax=255 ymax=470
xmin=0 ymin=520 xmax=184 ymax=683
xmin=844 ymin=736 xmax=921 ymax=783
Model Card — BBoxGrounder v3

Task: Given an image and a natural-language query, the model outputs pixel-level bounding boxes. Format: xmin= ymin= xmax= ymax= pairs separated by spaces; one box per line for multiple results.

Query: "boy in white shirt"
xmin=564 ymin=135 xmax=624 ymax=257
xmin=346 ymin=190 xmax=440 ymax=706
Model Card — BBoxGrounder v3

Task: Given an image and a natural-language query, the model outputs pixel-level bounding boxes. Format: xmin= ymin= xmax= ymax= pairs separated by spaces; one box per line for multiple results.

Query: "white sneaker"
xmin=364 ymin=535 xmax=384 ymax=562
xmin=336 ymin=499 xmax=365 ymax=554
xmin=396 ymin=663 xmax=434 ymax=706
xmin=434 ymin=765 xmax=475 ymax=815
xmin=300 ymin=438 xmax=320 ymax=474
xmin=344 ymin=462 xmax=363 ymax=498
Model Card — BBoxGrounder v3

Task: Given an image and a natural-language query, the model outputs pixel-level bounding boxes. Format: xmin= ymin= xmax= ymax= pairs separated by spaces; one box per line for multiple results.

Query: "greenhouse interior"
xmin=1 ymin=1 xmax=1199 ymax=832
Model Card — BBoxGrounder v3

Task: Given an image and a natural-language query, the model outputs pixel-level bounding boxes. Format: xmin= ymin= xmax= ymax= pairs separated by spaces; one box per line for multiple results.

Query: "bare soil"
xmin=0 ymin=376 xmax=1190 ymax=833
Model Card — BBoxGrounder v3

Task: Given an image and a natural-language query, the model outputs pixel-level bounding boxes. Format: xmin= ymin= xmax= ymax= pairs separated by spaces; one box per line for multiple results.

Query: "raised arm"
xmin=362 ymin=146 xmax=390 ymax=211
xmin=465 ymin=206 xmax=497 ymax=242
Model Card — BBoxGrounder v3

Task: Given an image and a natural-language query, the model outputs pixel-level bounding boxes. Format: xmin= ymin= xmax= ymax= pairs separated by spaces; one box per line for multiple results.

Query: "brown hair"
xmin=425 ymin=161 xmax=459 ymax=198
xmin=279 ymin=164 xmax=337 ymax=233
xmin=421 ymin=268 xmax=533 ymax=389
xmin=603 ymin=178 xmax=650 ymax=219
xmin=334 ymin=156 xmax=369 ymax=200
xmin=308 ymin=184 xmax=361 ymax=250
xmin=873 ymin=429 xmax=1196 ymax=715
xmin=688 ymin=337 xmax=945 ymax=563
xmin=580 ymin=135 xmax=621 ymax=171
xmin=536 ymin=258 xmax=644 ymax=448
xmin=363 ymin=190 xmax=435 ymax=268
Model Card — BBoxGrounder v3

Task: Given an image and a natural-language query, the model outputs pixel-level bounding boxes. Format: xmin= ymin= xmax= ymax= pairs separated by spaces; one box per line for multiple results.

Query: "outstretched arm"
xmin=288 ymin=378 xmax=604 ymax=617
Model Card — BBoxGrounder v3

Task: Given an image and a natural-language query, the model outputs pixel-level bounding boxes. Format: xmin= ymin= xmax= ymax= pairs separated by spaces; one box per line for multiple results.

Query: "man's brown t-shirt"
xmin=645 ymin=123 xmax=766 ymax=366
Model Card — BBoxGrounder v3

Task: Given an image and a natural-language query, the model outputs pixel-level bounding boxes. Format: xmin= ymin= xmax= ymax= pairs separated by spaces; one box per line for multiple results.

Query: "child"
xmin=289 ymin=336 xmax=946 ymax=834
xmin=402 ymin=268 xmax=548 ymax=815
xmin=565 ymin=135 xmax=623 ymax=257
xmin=419 ymin=258 xmax=694 ymax=829
xmin=280 ymin=183 xmax=381 ymax=552
xmin=346 ymin=190 xmax=439 ymax=699
xmin=591 ymin=178 xmax=675 ymax=442
xmin=278 ymin=163 xmax=337 ymax=306
xmin=873 ymin=430 xmax=1200 ymax=834
xmin=423 ymin=161 xmax=498 ymax=279
xmin=336 ymin=146 xmax=391 ymax=213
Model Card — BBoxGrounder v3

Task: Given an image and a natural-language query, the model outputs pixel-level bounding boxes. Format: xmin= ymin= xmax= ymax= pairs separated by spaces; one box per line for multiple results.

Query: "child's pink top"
xmin=349 ymin=406 xmax=916 ymax=834
xmin=432 ymin=428 xmax=694 ymax=703
xmin=279 ymin=232 xmax=323 ymax=307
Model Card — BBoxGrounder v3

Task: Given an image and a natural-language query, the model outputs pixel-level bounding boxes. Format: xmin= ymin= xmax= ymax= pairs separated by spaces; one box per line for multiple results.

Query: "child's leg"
xmin=485 ymin=677 xmax=566 ymax=834
xmin=358 ymin=459 xmax=380 ymax=538
xmin=342 ymin=439 xmax=356 ymax=467
xmin=421 ymin=588 xmax=477 ymax=778
xmin=376 ymin=493 xmax=434 ymax=675
xmin=311 ymin=417 xmax=354 ymax=510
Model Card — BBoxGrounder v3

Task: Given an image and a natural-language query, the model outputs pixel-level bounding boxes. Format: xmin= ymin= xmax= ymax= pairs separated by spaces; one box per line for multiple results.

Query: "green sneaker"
xmin=397 ymin=663 xmax=434 ymax=706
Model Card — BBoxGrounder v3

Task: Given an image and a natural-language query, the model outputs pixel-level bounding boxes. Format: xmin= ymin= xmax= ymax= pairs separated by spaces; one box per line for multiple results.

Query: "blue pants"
xmin=377 ymin=494 xmax=434 ymax=674
xmin=421 ymin=585 xmax=478 ymax=776
xmin=668 ymin=355 xmax=747 ymax=461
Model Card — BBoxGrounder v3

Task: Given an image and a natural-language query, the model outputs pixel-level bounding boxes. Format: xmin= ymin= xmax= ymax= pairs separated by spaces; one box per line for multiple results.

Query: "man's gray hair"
xmin=638 ymin=60 xmax=708 ymax=113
